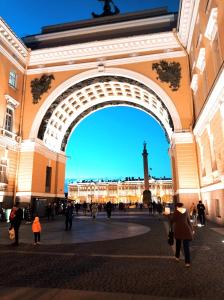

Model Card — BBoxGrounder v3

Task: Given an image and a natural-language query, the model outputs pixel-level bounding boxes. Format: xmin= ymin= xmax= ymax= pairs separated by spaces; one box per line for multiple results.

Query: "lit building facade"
xmin=68 ymin=179 xmax=173 ymax=204
xmin=0 ymin=0 xmax=224 ymax=224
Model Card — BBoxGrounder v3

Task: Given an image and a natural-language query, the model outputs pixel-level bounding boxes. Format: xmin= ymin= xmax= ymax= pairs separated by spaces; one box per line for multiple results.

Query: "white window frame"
xmin=1 ymin=95 xmax=19 ymax=138
xmin=204 ymin=8 xmax=218 ymax=41
xmin=196 ymin=48 xmax=206 ymax=72
xmin=9 ymin=71 xmax=17 ymax=88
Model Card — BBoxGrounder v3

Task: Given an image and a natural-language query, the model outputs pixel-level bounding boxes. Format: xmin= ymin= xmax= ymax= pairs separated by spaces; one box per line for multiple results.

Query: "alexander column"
xmin=142 ymin=142 xmax=151 ymax=204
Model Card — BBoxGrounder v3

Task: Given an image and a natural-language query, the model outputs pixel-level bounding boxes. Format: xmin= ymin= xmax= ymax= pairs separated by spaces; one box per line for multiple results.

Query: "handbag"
xmin=9 ymin=227 xmax=15 ymax=240
xmin=168 ymin=228 xmax=174 ymax=246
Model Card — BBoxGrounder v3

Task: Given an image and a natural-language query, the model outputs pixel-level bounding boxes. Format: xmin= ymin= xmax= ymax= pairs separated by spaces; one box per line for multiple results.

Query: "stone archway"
xmin=17 ymin=67 xmax=199 ymax=208
xmin=30 ymin=68 xmax=182 ymax=151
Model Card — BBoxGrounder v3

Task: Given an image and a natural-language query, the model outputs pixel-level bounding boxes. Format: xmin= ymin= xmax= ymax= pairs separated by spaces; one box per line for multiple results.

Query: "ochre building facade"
xmin=68 ymin=179 xmax=173 ymax=204
xmin=0 ymin=0 xmax=224 ymax=224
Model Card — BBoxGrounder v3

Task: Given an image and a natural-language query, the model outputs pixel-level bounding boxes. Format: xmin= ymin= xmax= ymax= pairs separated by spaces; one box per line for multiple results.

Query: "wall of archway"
xmin=29 ymin=68 xmax=182 ymax=150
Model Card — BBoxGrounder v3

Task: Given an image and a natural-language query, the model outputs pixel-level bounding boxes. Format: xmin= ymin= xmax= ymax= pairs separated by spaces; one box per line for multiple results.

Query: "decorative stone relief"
xmin=152 ymin=60 xmax=181 ymax=91
xmin=31 ymin=74 xmax=55 ymax=104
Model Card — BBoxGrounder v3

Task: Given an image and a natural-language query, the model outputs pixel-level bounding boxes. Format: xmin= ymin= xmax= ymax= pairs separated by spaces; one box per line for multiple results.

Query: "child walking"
xmin=32 ymin=216 xmax=41 ymax=245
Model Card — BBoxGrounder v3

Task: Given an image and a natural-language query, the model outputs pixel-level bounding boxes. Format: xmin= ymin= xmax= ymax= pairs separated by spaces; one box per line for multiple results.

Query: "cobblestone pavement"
xmin=0 ymin=211 xmax=224 ymax=300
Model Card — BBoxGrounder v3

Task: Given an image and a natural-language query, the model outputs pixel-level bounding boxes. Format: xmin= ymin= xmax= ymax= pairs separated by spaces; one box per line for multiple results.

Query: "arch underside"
xmin=38 ymin=75 xmax=174 ymax=152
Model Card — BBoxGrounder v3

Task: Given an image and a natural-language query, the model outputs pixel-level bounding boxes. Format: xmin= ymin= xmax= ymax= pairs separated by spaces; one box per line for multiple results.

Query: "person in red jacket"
xmin=32 ymin=216 xmax=42 ymax=245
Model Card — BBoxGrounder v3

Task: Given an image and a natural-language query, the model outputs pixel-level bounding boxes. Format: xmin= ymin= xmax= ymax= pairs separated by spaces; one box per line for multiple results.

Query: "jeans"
xmin=198 ymin=213 xmax=205 ymax=225
xmin=175 ymin=239 xmax=190 ymax=264
xmin=34 ymin=232 xmax=40 ymax=243
xmin=65 ymin=217 xmax=72 ymax=230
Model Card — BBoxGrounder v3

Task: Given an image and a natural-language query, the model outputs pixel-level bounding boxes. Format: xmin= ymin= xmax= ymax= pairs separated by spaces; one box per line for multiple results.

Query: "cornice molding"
xmin=28 ymin=32 xmax=180 ymax=66
xmin=0 ymin=45 xmax=25 ymax=73
xmin=27 ymin=50 xmax=185 ymax=75
xmin=194 ymin=68 xmax=224 ymax=137
xmin=171 ymin=131 xmax=194 ymax=144
xmin=200 ymin=181 xmax=224 ymax=192
xmin=178 ymin=0 xmax=197 ymax=47
xmin=0 ymin=134 xmax=18 ymax=151
xmin=26 ymin=14 xmax=176 ymax=44
xmin=5 ymin=94 xmax=19 ymax=108
xmin=16 ymin=191 xmax=65 ymax=197
xmin=186 ymin=0 xmax=200 ymax=52
xmin=0 ymin=18 xmax=28 ymax=63
xmin=176 ymin=188 xmax=199 ymax=194
xmin=20 ymin=139 xmax=66 ymax=162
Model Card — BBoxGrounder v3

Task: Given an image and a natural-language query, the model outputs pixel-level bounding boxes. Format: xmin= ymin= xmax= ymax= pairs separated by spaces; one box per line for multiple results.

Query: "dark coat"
xmin=12 ymin=208 xmax=23 ymax=229
xmin=170 ymin=209 xmax=193 ymax=240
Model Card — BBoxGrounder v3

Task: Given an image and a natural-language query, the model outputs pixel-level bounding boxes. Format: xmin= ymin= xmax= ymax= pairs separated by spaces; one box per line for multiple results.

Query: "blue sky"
xmin=66 ymin=106 xmax=171 ymax=180
xmin=0 ymin=0 xmax=180 ymax=180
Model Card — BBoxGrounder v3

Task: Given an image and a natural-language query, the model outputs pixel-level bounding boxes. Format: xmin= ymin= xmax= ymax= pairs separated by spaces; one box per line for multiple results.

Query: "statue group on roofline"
xmin=92 ymin=0 xmax=120 ymax=18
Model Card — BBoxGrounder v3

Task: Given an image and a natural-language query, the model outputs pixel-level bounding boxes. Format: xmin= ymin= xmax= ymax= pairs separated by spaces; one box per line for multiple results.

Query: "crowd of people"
xmin=1 ymin=198 xmax=207 ymax=265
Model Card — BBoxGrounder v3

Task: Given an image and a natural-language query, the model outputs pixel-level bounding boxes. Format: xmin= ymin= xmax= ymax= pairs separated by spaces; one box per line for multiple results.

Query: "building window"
xmin=202 ymin=67 xmax=208 ymax=100
xmin=0 ymin=158 xmax=8 ymax=184
xmin=4 ymin=107 xmax=13 ymax=132
xmin=215 ymin=199 xmax=221 ymax=218
xmin=212 ymin=33 xmax=222 ymax=74
xmin=9 ymin=71 xmax=17 ymax=88
xmin=45 ymin=166 xmax=52 ymax=193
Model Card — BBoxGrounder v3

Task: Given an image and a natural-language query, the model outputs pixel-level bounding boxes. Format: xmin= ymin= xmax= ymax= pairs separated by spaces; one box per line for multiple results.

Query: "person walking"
xmin=105 ymin=201 xmax=112 ymax=219
xmin=169 ymin=202 xmax=194 ymax=267
xmin=46 ymin=203 xmax=52 ymax=221
xmin=83 ymin=201 xmax=87 ymax=216
xmin=65 ymin=202 xmax=74 ymax=230
xmin=25 ymin=204 xmax=32 ymax=224
xmin=32 ymin=216 xmax=42 ymax=245
xmin=197 ymin=200 xmax=206 ymax=226
xmin=189 ymin=202 xmax=197 ymax=226
xmin=11 ymin=203 xmax=23 ymax=246
xmin=92 ymin=203 xmax=98 ymax=220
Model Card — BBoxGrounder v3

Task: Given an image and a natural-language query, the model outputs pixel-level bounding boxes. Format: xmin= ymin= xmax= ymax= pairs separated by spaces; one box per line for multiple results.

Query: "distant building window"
xmin=9 ymin=71 xmax=17 ymax=88
xmin=45 ymin=166 xmax=52 ymax=193
xmin=215 ymin=199 xmax=221 ymax=218
xmin=4 ymin=107 xmax=13 ymax=132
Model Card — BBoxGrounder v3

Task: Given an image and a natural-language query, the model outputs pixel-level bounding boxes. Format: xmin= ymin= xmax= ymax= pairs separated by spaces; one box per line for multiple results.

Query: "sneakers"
xmin=185 ymin=263 xmax=190 ymax=267
xmin=174 ymin=256 xmax=180 ymax=261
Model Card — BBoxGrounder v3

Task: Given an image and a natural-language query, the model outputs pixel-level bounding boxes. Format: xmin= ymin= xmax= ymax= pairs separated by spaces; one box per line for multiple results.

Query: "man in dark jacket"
xmin=11 ymin=203 xmax=23 ymax=246
xmin=197 ymin=200 xmax=206 ymax=225
xmin=65 ymin=202 xmax=74 ymax=230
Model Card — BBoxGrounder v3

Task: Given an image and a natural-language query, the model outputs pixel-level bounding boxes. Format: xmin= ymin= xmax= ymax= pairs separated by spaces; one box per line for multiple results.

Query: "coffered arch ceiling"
xmin=30 ymin=68 xmax=182 ymax=152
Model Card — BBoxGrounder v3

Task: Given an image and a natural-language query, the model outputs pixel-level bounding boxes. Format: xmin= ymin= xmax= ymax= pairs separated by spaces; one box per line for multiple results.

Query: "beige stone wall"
xmin=174 ymin=142 xmax=200 ymax=189
xmin=190 ymin=0 xmax=224 ymax=118
xmin=201 ymin=189 xmax=224 ymax=225
xmin=17 ymin=152 xmax=34 ymax=192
